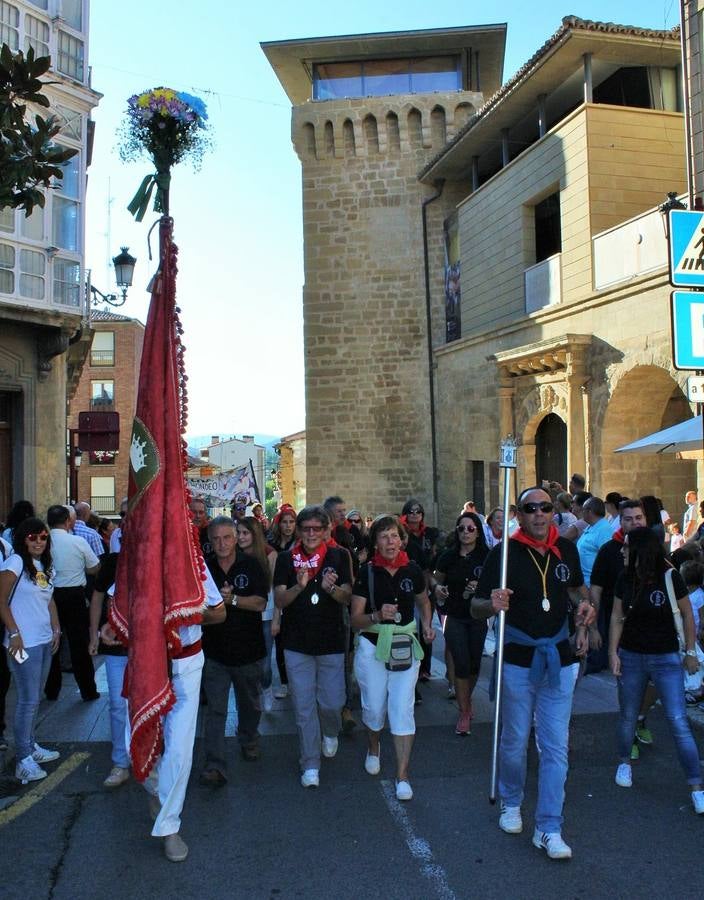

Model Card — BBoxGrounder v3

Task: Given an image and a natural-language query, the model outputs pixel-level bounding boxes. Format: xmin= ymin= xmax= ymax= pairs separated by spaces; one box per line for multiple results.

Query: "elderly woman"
xmin=351 ymin=515 xmax=435 ymax=801
xmin=274 ymin=505 xmax=352 ymax=788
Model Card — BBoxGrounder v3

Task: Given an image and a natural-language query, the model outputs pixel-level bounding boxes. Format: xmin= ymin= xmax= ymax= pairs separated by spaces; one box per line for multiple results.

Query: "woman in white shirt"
xmin=0 ymin=517 xmax=61 ymax=783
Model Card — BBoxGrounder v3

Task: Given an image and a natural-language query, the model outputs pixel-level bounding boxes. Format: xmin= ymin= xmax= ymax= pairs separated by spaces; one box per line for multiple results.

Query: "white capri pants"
xmin=353 ymin=635 xmax=420 ymax=736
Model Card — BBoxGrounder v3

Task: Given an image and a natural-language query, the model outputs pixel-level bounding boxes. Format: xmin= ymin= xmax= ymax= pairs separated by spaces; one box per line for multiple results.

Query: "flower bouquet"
xmin=119 ymin=87 xmax=211 ymax=222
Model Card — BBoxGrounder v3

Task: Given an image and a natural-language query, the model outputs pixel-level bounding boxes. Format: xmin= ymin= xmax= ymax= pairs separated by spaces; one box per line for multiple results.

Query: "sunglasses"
xmin=407 ymin=507 xmax=423 ymax=514
xmin=27 ymin=532 xmax=49 ymax=542
xmin=234 ymin=505 xmax=246 ymax=512
xmin=521 ymin=502 xmax=554 ymax=514
xmin=300 ymin=525 xmax=324 ymax=533
xmin=349 ymin=518 xmax=362 ymax=524
xmin=456 ymin=524 xmax=477 ymax=533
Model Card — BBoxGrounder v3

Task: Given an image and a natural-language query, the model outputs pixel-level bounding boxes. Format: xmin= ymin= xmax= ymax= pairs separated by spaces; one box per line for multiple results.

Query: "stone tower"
xmin=263 ymin=27 xmax=506 ymax=516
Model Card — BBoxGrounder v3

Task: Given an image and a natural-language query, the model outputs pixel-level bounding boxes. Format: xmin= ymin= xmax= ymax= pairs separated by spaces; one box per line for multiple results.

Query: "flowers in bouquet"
xmin=119 ymin=87 xmax=212 ymax=221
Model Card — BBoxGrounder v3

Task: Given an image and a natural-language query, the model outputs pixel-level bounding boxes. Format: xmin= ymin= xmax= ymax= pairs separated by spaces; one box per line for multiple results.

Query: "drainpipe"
xmin=421 ymin=178 xmax=446 ymax=524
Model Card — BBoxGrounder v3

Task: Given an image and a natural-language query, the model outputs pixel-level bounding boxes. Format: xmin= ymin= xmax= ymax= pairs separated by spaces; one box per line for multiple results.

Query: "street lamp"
xmin=659 ymin=192 xmax=687 ymax=239
xmin=90 ymin=246 xmax=137 ymax=307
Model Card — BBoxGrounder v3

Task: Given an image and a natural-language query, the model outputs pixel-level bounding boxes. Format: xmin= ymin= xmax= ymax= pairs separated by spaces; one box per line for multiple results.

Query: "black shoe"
xmin=414 ymin=687 xmax=422 ymax=706
xmin=241 ymin=743 xmax=260 ymax=762
xmin=82 ymin=692 xmax=100 ymax=702
xmin=199 ymin=768 xmax=227 ymax=786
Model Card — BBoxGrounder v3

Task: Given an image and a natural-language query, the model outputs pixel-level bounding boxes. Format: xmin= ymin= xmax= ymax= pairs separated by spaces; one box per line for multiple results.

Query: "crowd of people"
xmin=1 ymin=476 xmax=703 ymax=862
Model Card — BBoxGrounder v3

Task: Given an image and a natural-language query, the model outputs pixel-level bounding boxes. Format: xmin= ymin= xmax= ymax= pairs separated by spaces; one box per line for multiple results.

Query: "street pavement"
xmin=1 ymin=644 xmax=704 ymax=900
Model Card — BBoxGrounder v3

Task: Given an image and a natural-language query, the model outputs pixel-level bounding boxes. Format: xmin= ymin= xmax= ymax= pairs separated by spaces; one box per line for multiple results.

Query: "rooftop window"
xmin=313 ymin=56 xmax=460 ymax=100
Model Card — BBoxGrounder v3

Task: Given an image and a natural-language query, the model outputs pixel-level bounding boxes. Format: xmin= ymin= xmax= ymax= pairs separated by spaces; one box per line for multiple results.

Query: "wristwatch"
xmin=685 ymin=649 xmax=697 ymax=657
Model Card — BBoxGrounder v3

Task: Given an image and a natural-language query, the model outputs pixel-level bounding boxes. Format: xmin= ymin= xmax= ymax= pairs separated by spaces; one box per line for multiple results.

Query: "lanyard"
xmin=526 ymin=548 xmax=552 ymax=613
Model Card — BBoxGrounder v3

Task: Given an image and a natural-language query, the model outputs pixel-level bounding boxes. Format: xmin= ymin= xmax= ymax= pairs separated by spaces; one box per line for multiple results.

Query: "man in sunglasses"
xmin=473 ymin=487 xmax=594 ymax=860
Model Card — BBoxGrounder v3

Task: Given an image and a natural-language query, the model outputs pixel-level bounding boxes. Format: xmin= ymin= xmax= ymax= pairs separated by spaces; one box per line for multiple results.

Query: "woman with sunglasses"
xmin=274 ymin=505 xmax=352 ymax=788
xmin=0 ymin=518 xmax=61 ymax=783
xmin=433 ymin=512 xmax=490 ymax=735
xmin=609 ymin=527 xmax=704 ymax=812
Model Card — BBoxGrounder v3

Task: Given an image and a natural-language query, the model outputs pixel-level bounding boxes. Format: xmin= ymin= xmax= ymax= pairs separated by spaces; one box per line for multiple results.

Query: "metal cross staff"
xmin=489 ymin=434 xmax=517 ymax=804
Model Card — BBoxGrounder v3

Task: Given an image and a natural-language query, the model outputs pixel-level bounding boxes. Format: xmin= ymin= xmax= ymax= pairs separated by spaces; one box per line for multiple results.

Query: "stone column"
xmin=566 ymin=347 xmax=589 ymax=483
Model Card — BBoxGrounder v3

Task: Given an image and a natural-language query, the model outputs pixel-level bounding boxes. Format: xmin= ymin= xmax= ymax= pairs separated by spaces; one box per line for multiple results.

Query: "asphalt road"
xmin=1 ymin=706 xmax=703 ymax=900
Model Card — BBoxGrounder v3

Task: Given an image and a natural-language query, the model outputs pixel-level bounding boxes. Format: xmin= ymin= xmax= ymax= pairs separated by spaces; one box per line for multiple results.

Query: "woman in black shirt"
xmin=434 ymin=512 xmax=489 ymax=736
xmin=609 ymin=527 xmax=704 ymax=813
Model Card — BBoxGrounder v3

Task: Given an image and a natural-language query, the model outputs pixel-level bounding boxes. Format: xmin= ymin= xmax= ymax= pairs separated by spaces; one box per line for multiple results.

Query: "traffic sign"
xmin=669 ymin=210 xmax=704 ymax=287
xmin=687 ymin=375 xmax=704 ymax=401
xmin=671 ymin=291 xmax=704 ymax=370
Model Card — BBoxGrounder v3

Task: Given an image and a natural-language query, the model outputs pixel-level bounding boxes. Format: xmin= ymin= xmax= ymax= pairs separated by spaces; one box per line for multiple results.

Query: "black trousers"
xmin=45 ymin=586 xmax=97 ymax=700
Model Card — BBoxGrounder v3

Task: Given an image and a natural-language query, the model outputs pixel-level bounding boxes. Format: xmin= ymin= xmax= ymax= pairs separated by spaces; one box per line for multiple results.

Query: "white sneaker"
xmin=692 ymin=790 xmax=704 ymax=815
xmin=364 ymin=748 xmax=381 ymax=775
xmin=615 ymin=763 xmax=632 ymax=788
xmin=103 ymin=766 xmax=130 ymax=788
xmin=395 ymin=779 xmax=413 ymax=801
xmin=301 ymin=768 xmax=319 ymax=788
xmin=532 ymin=829 xmax=572 ymax=859
xmin=32 ymin=742 xmax=60 ymax=764
xmin=16 ymin=754 xmax=47 ymax=784
xmin=262 ymin=687 xmax=274 ymax=713
xmin=273 ymin=685 xmax=288 ymax=699
xmin=322 ymin=736 xmax=338 ymax=758
xmin=499 ymin=804 xmax=523 ymax=834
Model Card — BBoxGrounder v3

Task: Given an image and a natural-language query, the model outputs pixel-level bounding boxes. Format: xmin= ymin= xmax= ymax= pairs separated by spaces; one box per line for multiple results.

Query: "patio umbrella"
xmin=614 ymin=415 xmax=703 ymax=456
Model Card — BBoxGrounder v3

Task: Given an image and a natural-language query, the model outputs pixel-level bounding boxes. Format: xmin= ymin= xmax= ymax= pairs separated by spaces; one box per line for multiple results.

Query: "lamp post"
xmin=68 ymin=428 xmax=82 ymax=504
xmin=89 ymin=247 xmax=137 ymax=307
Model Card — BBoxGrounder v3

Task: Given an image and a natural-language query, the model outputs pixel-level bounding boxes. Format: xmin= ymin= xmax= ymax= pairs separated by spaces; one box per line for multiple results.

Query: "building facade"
xmin=274 ymin=429 xmax=306 ymax=510
xmin=0 ymin=0 xmax=100 ymax=518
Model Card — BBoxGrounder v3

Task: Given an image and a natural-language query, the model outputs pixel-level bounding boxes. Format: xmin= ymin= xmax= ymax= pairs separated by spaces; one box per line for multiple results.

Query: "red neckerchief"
xmin=343 ymin=519 xmax=353 ymax=531
xmin=612 ymin=529 xmax=625 ymax=544
xmin=291 ymin=541 xmax=328 ymax=578
xmin=399 ymin=515 xmax=426 ymax=537
xmin=326 ymin=538 xmax=339 ymax=549
xmin=510 ymin=524 xmax=562 ymax=560
xmin=372 ymin=550 xmax=410 ymax=571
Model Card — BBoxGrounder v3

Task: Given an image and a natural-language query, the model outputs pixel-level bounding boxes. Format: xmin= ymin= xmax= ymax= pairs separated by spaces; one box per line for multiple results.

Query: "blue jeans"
xmin=499 ymin=662 xmax=578 ymax=833
xmin=617 ymin=648 xmax=702 ymax=784
xmin=7 ymin=642 xmax=52 ymax=761
xmin=262 ymin=620 xmax=273 ymax=690
xmin=104 ymin=655 xmax=130 ymax=768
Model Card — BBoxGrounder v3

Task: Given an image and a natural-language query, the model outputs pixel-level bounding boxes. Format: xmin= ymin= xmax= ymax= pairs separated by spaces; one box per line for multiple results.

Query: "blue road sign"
xmin=669 ymin=210 xmax=704 ymax=287
xmin=671 ymin=290 xmax=704 ymax=369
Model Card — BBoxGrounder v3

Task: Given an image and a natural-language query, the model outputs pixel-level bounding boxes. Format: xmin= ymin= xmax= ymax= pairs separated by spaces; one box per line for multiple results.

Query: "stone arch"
xmin=596 ymin=363 xmax=695 ymax=514
xmin=407 ymin=107 xmax=422 ymax=148
xmin=302 ymin=122 xmax=316 ymax=159
xmin=386 ymin=111 xmax=401 ymax=153
xmin=454 ymin=102 xmax=474 ymax=130
xmin=324 ymin=121 xmax=334 ymax=157
xmin=343 ymin=118 xmax=355 ymax=157
xmin=363 ymin=114 xmax=379 ymax=154
xmin=430 ymin=105 xmax=447 ymax=147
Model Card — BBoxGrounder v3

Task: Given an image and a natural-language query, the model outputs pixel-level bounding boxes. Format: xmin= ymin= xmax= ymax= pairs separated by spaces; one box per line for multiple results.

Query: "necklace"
xmin=526 ymin=548 xmax=551 ymax=612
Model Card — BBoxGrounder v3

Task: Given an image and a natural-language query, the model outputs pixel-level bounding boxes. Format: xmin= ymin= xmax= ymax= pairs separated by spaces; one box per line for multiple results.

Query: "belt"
xmin=171 ymin=639 xmax=202 ymax=660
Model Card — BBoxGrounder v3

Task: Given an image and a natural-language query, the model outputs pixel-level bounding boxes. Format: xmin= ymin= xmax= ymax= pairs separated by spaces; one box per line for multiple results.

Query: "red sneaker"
xmin=455 ymin=711 xmax=471 ymax=735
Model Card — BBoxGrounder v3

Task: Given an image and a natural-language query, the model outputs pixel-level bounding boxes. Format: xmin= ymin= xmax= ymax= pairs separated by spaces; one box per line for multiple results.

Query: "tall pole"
xmin=489 ymin=435 xmax=517 ymax=804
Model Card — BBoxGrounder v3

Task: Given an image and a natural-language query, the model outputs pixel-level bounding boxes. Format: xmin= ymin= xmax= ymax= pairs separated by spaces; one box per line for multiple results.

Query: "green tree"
xmin=0 ymin=44 xmax=77 ymax=215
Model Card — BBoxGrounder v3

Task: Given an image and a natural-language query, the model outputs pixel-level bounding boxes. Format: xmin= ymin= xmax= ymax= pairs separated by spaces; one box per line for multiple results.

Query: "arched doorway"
xmin=535 ymin=413 xmax=567 ymax=487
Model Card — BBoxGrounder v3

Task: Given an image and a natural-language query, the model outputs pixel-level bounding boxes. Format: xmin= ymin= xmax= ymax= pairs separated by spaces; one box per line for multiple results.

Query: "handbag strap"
xmin=664 ymin=567 xmax=686 ymax=646
xmin=367 ymin=562 xmax=377 ymax=614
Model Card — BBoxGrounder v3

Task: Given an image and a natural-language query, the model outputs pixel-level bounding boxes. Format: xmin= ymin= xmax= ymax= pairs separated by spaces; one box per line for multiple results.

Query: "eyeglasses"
xmin=407 ymin=507 xmax=422 ymax=514
xmin=300 ymin=525 xmax=324 ymax=533
xmin=27 ymin=532 xmax=48 ymax=542
xmin=456 ymin=524 xmax=477 ymax=533
xmin=521 ymin=502 xmax=554 ymax=514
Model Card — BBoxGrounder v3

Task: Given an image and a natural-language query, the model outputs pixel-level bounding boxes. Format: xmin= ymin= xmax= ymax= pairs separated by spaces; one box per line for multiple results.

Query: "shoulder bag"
xmin=368 ymin=563 xmax=413 ymax=672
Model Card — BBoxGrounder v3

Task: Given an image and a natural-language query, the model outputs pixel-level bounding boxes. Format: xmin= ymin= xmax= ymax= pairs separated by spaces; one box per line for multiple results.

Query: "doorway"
xmin=535 ymin=413 xmax=567 ymax=488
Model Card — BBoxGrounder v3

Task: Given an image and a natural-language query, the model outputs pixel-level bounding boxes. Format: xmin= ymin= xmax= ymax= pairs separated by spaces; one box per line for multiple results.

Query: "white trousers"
xmin=144 ymin=651 xmax=203 ymax=837
xmin=353 ymin=636 xmax=419 ymax=735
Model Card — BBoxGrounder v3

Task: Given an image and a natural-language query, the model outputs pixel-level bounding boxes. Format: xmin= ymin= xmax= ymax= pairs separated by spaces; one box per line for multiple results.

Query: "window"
xmin=53 ymin=257 xmax=80 ymax=306
xmin=27 ymin=0 xmax=48 ymax=9
xmin=19 ymin=249 xmax=45 ymax=299
xmin=313 ymin=56 xmax=460 ymax=100
xmin=21 ymin=205 xmax=43 ymax=241
xmin=0 ymin=1 xmax=19 ymax=51
xmin=57 ymin=29 xmax=84 ymax=81
xmin=60 ymin=0 xmax=82 ymax=30
xmin=54 ymin=104 xmax=83 ymax=141
xmin=91 ymin=331 xmax=115 ymax=366
xmin=534 ymin=192 xmax=561 ymax=263
xmin=52 ymin=150 xmax=80 ymax=252
xmin=0 ymin=208 xmax=14 ymax=234
xmin=90 ymin=476 xmax=115 ymax=514
xmin=0 ymin=243 xmax=15 ymax=294
xmin=24 ymin=13 xmax=49 ymax=56
xmin=90 ymin=380 xmax=114 ymax=409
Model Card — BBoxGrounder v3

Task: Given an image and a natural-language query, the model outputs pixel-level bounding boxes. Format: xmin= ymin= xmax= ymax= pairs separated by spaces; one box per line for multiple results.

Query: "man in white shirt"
xmin=44 ymin=505 xmax=101 ymax=701
xmin=683 ymin=490 xmax=698 ymax=540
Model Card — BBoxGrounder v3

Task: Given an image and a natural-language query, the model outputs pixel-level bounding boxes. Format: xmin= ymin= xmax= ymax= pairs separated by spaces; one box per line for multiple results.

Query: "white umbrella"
xmin=614 ymin=415 xmax=702 ymax=455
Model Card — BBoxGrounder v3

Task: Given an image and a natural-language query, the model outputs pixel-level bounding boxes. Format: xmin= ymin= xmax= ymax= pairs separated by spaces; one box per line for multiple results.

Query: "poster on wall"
xmin=444 ymin=216 xmax=461 ymax=342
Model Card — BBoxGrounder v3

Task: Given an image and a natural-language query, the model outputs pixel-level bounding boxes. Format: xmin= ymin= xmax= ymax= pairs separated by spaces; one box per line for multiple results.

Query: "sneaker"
xmin=615 ymin=763 xmax=632 ymax=788
xmin=635 ymin=722 xmax=653 ymax=745
xmin=395 ymin=779 xmax=413 ymax=801
xmin=16 ymin=754 xmax=47 ymax=784
xmin=273 ymin=684 xmax=288 ymax=699
xmin=163 ymin=833 xmax=189 ymax=863
xmin=692 ymin=790 xmax=704 ymax=815
xmin=322 ymin=736 xmax=338 ymax=758
xmin=262 ymin=687 xmax=274 ymax=712
xmin=364 ymin=748 xmax=381 ymax=775
xmin=341 ymin=707 xmax=357 ymax=734
xmin=32 ymin=742 xmax=60 ymax=764
xmin=630 ymin=742 xmax=640 ymax=761
xmin=301 ymin=768 xmax=319 ymax=788
xmin=499 ymin=804 xmax=523 ymax=834
xmin=532 ymin=829 xmax=572 ymax=859
xmin=103 ymin=765 xmax=130 ymax=788
xmin=455 ymin=712 xmax=471 ymax=736
xmin=447 ymin=685 xmax=456 ymax=700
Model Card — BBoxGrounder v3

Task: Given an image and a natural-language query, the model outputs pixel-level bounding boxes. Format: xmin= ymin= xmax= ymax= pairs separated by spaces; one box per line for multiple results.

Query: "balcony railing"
xmin=90 ymin=350 xmax=115 ymax=366
xmin=592 ymin=205 xmax=667 ymax=290
xmin=91 ymin=495 xmax=116 ymax=514
xmin=525 ymin=253 xmax=561 ymax=314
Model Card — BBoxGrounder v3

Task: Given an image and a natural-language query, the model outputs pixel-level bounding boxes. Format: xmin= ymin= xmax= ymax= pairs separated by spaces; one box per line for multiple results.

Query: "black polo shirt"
xmin=406 ymin=526 xmax=440 ymax=572
xmin=615 ymin=568 xmax=686 ymax=655
xmin=435 ymin=546 xmax=488 ymax=620
xmin=353 ymin=561 xmax=425 ymax=646
xmin=202 ymin=554 xmax=267 ymax=667
xmin=274 ymin=546 xmax=351 ymax=656
xmin=590 ymin=538 xmax=624 ymax=604
xmin=476 ymin=538 xmax=583 ymax=668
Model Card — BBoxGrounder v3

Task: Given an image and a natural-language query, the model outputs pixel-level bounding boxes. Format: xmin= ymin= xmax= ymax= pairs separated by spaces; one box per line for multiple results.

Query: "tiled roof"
xmin=90 ymin=309 xmax=133 ymax=322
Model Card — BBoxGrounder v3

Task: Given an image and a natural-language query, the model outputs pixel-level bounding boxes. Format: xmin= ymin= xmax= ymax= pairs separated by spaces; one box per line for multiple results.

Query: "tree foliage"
xmin=0 ymin=43 xmax=77 ymax=215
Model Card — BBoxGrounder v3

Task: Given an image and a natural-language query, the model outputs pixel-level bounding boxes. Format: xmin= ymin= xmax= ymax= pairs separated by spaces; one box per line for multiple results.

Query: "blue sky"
xmin=86 ymin=1 xmax=677 ymax=441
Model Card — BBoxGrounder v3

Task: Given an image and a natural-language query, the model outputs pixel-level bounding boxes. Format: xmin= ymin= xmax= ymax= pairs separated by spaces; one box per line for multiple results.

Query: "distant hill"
xmin=186 ymin=433 xmax=281 ymax=457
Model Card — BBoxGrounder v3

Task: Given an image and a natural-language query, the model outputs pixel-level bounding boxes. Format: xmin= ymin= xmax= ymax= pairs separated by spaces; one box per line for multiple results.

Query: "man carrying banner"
xmin=472 ymin=486 xmax=594 ymax=860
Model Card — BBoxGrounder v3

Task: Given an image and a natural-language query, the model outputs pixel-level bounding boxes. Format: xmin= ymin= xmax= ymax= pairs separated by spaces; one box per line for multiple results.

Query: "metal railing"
xmin=524 ymin=253 xmax=561 ymax=314
xmin=90 ymin=350 xmax=115 ymax=366
xmin=91 ymin=495 xmax=116 ymax=513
